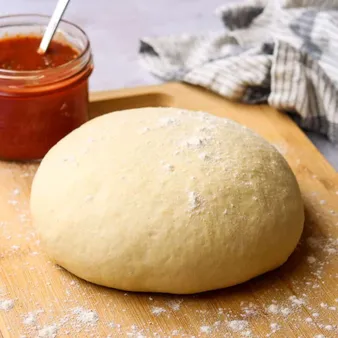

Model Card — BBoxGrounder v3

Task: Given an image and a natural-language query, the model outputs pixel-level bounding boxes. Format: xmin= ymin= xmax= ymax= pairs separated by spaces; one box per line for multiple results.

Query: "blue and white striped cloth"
xmin=139 ymin=0 xmax=338 ymax=143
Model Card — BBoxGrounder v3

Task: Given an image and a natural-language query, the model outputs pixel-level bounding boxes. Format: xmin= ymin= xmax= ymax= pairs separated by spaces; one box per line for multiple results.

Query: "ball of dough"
xmin=30 ymin=107 xmax=304 ymax=294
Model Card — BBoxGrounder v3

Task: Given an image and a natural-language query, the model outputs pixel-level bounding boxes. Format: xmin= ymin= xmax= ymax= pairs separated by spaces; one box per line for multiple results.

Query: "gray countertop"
xmin=3 ymin=0 xmax=337 ymax=170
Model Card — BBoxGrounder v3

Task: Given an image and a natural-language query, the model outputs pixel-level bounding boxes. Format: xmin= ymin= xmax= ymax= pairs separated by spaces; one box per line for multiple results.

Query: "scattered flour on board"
xmin=270 ymin=323 xmax=280 ymax=332
xmin=126 ymin=324 xmax=146 ymax=337
xmin=13 ymin=188 xmax=20 ymax=195
xmin=323 ymin=324 xmax=334 ymax=331
xmin=240 ymin=302 xmax=258 ymax=318
xmin=0 ymin=299 xmax=14 ymax=311
xmin=289 ymin=296 xmax=306 ymax=307
xmin=72 ymin=307 xmax=99 ymax=326
xmin=8 ymin=199 xmax=18 ymax=206
xmin=307 ymin=236 xmax=337 ymax=255
xmin=38 ymin=324 xmax=58 ymax=338
xmin=23 ymin=313 xmax=36 ymax=326
xmin=266 ymin=303 xmax=292 ymax=316
xmin=200 ymin=325 xmax=212 ymax=334
xmin=280 ymin=307 xmax=292 ymax=316
xmin=151 ymin=306 xmax=166 ymax=316
xmin=167 ymin=300 xmax=183 ymax=311
xmin=307 ymin=256 xmax=317 ymax=264
xmin=19 ymin=307 xmax=101 ymax=337
xmin=267 ymin=304 xmax=279 ymax=314
xmin=22 ymin=310 xmax=44 ymax=325
xmin=228 ymin=320 xmax=248 ymax=332
xmin=19 ymin=213 xmax=30 ymax=223
xmin=266 ymin=323 xmax=281 ymax=337
xmin=109 ymin=322 xmax=121 ymax=329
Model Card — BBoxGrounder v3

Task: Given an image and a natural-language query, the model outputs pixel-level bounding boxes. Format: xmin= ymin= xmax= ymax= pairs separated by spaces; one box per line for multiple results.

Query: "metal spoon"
xmin=38 ymin=0 xmax=71 ymax=55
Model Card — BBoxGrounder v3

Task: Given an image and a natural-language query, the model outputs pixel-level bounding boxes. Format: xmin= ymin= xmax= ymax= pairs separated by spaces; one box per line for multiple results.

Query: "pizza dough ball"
xmin=30 ymin=107 xmax=304 ymax=294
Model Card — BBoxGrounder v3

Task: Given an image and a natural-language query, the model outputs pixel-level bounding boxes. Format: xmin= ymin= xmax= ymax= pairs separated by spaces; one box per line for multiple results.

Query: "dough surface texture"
xmin=30 ymin=107 xmax=304 ymax=294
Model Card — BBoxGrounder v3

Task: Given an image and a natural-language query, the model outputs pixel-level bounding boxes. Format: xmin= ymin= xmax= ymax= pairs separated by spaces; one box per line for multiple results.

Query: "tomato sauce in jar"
xmin=0 ymin=15 xmax=93 ymax=161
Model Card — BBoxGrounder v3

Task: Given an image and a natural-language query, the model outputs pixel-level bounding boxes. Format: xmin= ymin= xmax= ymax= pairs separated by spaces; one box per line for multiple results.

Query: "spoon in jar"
xmin=37 ymin=0 xmax=71 ymax=55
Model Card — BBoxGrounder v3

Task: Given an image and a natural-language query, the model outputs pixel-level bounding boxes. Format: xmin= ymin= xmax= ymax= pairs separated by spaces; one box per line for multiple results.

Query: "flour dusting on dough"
xmin=158 ymin=117 xmax=180 ymax=127
xmin=182 ymin=136 xmax=206 ymax=148
xmin=188 ymin=191 xmax=202 ymax=211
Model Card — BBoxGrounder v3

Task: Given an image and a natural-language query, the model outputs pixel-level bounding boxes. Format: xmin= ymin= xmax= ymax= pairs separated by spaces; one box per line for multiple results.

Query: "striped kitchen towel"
xmin=139 ymin=0 xmax=338 ymax=143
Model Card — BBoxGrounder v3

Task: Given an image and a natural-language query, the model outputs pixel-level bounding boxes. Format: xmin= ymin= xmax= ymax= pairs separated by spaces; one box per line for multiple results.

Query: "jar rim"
xmin=0 ymin=14 xmax=91 ymax=79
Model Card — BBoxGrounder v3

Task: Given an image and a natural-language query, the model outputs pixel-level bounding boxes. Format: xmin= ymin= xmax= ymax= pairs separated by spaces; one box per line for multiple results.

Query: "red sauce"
xmin=0 ymin=36 xmax=79 ymax=71
xmin=0 ymin=35 xmax=93 ymax=161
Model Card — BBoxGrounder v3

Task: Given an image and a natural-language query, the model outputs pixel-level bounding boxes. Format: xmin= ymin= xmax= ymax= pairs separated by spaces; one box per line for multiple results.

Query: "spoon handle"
xmin=38 ymin=0 xmax=71 ymax=55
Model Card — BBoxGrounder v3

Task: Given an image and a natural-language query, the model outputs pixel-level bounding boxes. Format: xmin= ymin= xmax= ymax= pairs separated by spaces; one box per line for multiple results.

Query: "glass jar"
xmin=0 ymin=15 xmax=93 ymax=161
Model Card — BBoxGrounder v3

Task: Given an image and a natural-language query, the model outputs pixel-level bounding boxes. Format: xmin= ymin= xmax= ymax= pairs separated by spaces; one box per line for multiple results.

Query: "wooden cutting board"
xmin=0 ymin=82 xmax=337 ymax=338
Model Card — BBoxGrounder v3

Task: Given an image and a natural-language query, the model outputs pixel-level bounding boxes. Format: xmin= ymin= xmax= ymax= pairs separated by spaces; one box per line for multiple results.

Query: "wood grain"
xmin=0 ymin=83 xmax=337 ymax=337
